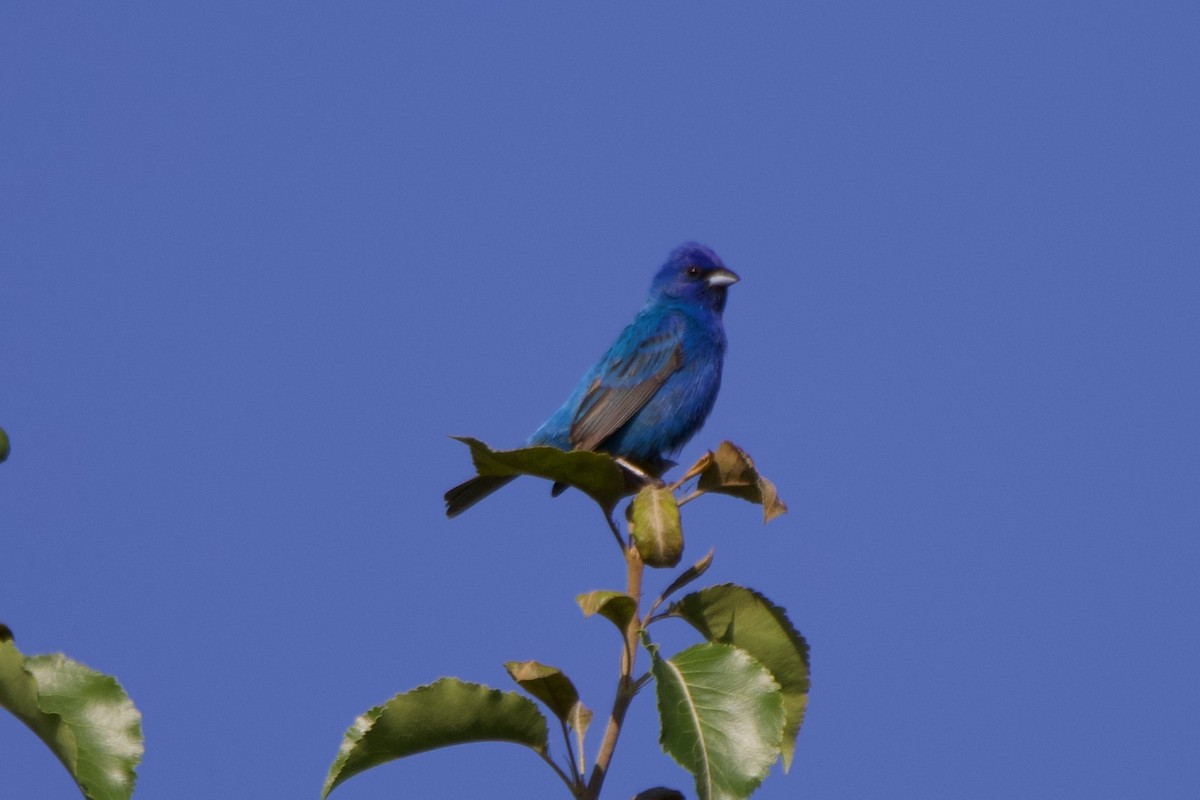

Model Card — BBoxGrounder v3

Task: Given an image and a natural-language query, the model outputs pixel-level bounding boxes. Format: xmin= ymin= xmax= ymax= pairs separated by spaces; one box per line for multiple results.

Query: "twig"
xmin=667 ymin=454 xmax=710 ymax=491
xmin=582 ymin=545 xmax=644 ymax=800
xmin=603 ymin=513 xmax=625 ymax=550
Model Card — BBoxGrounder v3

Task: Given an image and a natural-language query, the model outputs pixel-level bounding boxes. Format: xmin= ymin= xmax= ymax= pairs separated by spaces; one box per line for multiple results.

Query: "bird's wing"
xmin=568 ymin=317 xmax=684 ymax=452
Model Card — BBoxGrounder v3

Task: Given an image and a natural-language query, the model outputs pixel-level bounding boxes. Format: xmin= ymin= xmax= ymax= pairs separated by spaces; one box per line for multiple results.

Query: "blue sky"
xmin=3 ymin=4 xmax=1198 ymax=799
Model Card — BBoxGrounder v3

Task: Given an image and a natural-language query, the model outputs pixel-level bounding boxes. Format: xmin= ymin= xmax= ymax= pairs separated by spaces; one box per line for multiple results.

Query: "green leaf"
xmin=670 ymin=584 xmax=810 ymax=771
xmin=504 ymin=660 xmax=590 ymax=732
xmin=452 ymin=437 xmax=629 ymax=515
xmin=0 ymin=640 xmax=143 ymax=800
xmin=648 ymin=640 xmax=784 ymax=800
xmin=0 ymin=426 xmax=9 ymax=463
xmin=576 ymin=590 xmax=637 ymax=631
xmin=322 ymin=677 xmax=549 ymax=799
xmin=695 ymin=441 xmax=787 ymax=522
xmin=651 ymin=549 xmax=715 ymax=617
xmin=627 ymin=485 xmax=683 ymax=568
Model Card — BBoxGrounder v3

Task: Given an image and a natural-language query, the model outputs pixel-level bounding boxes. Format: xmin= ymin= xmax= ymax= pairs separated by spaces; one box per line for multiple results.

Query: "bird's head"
xmin=650 ymin=242 xmax=740 ymax=314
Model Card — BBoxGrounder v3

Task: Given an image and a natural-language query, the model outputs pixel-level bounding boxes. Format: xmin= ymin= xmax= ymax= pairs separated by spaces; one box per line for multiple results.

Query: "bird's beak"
xmin=705 ymin=267 xmax=740 ymax=288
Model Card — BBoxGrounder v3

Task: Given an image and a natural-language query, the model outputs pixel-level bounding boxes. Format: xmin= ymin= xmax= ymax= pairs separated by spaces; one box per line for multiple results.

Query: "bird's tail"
xmin=444 ymin=474 xmax=517 ymax=518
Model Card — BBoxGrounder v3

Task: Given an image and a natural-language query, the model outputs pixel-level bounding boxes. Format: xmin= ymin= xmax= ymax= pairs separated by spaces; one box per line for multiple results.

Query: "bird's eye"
xmin=686 ymin=266 xmax=701 ymax=278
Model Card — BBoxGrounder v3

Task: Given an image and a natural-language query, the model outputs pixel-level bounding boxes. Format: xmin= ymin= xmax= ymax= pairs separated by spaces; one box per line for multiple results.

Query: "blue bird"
xmin=445 ymin=243 xmax=739 ymax=517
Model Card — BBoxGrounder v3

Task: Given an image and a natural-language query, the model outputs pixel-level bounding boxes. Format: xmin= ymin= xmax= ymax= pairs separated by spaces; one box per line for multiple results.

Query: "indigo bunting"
xmin=445 ymin=243 xmax=739 ymax=517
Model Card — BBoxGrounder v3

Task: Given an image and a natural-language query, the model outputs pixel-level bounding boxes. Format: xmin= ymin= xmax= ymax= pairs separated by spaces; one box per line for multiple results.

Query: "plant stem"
xmin=575 ymin=716 xmax=588 ymax=779
xmin=583 ymin=545 xmax=644 ymax=800
xmin=603 ymin=513 xmax=626 ymax=551
xmin=667 ymin=454 xmax=710 ymax=490
xmin=540 ymin=749 xmax=583 ymax=797
xmin=561 ymin=721 xmax=580 ymax=783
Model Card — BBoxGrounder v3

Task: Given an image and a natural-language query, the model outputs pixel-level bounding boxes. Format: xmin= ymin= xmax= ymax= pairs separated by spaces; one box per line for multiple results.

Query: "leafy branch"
xmin=321 ymin=439 xmax=808 ymax=800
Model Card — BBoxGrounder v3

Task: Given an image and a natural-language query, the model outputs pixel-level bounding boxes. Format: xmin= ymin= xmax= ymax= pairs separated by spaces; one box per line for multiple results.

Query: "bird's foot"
xmin=616 ymin=457 xmax=665 ymax=488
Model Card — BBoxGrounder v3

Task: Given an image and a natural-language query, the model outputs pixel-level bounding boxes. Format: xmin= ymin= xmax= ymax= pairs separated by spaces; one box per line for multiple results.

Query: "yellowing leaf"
xmin=627 ymin=485 xmax=683 ymax=568
xmin=695 ymin=441 xmax=787 ymax=522
xmin=576 ymin=590 xmax=637 ymax=631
